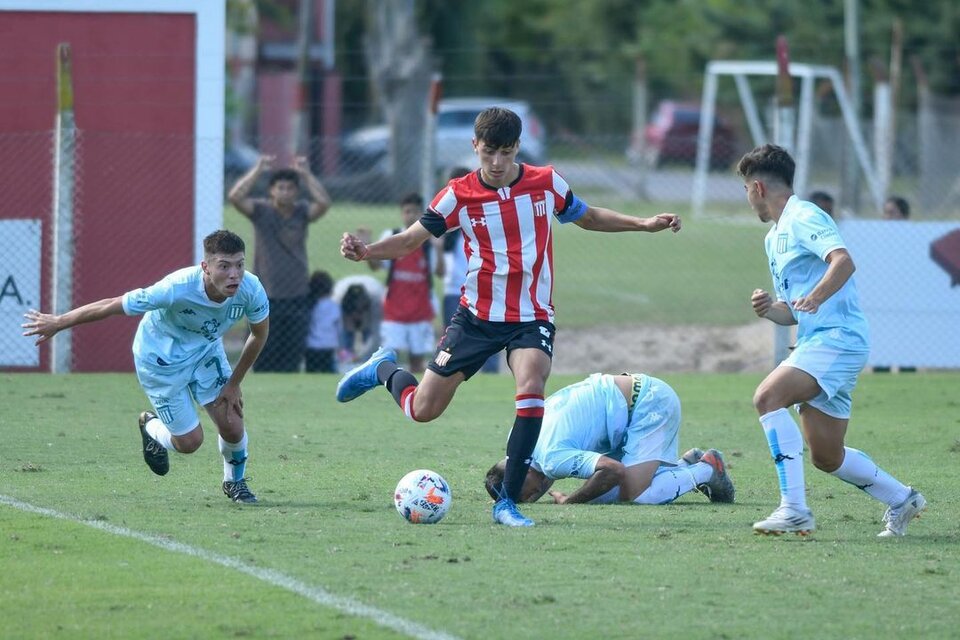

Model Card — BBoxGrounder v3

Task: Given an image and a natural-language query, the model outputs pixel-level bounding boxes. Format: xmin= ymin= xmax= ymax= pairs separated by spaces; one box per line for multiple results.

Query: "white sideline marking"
xmin=0 ymin=495 xmax=461 ymax=640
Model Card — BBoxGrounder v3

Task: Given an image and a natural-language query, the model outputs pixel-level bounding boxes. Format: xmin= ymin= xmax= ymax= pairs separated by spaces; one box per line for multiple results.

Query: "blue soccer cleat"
xmin=493 ymin=497 xmax=535 ymax=527
xmin=335 ymin=347 xmax=397 ymax=403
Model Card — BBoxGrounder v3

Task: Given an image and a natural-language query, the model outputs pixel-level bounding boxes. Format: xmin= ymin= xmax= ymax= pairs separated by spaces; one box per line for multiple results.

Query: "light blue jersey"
xmin=122 ymin=267 xmax=269 ymax=369
xmin=765 ymin=196 xmax=869 ymax=352
xmin=531 ymin=373 xmax=680 ymax=480
xmin=121 ymin=267 xmax=269 ymax=433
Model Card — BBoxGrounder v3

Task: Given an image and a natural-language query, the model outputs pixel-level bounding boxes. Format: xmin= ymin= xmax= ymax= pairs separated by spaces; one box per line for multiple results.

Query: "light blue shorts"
xmin=134 ymin=344 xmax=232 ymax=436
xmin=781 ymin=338 xmax=867 ymax=419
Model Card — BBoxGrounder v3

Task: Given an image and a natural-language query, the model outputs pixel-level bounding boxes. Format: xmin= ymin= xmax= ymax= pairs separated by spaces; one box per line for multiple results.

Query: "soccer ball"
xmin=394 ymin=469 xmax=452 ymax=524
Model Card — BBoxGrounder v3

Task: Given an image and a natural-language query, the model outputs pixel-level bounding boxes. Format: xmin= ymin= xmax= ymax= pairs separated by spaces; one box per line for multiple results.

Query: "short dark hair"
xmin=400 ymin=192 xmax=424 ymax=208
xmin=269 ymin=168 xmax=300 ymax=188
xmin=484 ymin=460 xmax=505 ymax=500
xmin=309 ymin=270 xmax=334 ymax=300
xmin=474 ymin=107 xmax=522 ymax=149
xmin=340 ymin=283 xmax=371 ymax=317
xmin=203 ymin=229 xmax=245 ymax=256
xmin=736 ymin=144 xmax=795 ymax=188
xmin=885 ymin=195 xmax=910 ymax=218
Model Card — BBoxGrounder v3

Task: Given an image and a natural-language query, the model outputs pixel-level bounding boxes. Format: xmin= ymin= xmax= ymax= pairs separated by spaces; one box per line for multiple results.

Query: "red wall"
xmin=0 ymin=12 xmax=196 ymax=371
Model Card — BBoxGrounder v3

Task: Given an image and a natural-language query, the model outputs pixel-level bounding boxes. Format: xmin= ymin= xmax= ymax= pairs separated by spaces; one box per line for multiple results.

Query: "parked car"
xmin=639 ymin=101 xmax=737 ymax=169
xmin=340 ymin=97 xmax=547 ymax=176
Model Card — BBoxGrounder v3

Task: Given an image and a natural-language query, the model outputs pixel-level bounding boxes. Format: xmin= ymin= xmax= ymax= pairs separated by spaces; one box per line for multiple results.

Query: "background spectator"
xmin=333 ymin=274 xmax=384 ymax=365
xmin=228 ymin=154 xmax=332 ymax=372
xmin=882 ymin=195 xmax=910 ymax=220
xmin=304 ymin=270 xmax=340 ymax=373
xmin=808 ymin=190 xmax=835 ymax=218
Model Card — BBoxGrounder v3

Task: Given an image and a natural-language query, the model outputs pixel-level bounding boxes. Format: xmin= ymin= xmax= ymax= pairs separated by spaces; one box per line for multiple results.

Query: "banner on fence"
xmin=0 ymin=219 xmax=41 ymax=367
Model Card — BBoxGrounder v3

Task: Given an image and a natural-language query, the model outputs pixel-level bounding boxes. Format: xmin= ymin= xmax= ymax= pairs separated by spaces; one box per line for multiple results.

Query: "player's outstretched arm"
xmin=574 ymin=207 xmax=681 ymax=233
xmin=340 ymin=222 xmax=432 ymax=262
xmin=22 ymin=296 xmax=126 ymax=345
xmin=552 ymin=456 xmax=625 ymax=504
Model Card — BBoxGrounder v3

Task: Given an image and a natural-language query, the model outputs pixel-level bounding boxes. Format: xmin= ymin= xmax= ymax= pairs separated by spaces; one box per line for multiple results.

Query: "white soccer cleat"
xmin=753 ymin=505 xmax=816 ymax=536
xmin=878 ymin=488 xmax=926 ymax=538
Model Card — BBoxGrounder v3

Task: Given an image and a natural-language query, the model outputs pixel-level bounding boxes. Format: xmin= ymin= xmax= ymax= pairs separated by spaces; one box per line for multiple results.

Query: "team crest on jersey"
xmin=776 ymin=233 xmax=789 ymax=254
xmin=228 ymin=304 xmax=244 ymax=319
xmin=434 ymin=350 xmax=452 ymax=367
xmin=533 ymin=199 xmax=548 ymax=217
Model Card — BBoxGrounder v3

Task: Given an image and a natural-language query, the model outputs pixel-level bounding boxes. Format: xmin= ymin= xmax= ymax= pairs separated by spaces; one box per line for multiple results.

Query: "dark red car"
xmin=641 ymin=101 xmax=737 ymax=169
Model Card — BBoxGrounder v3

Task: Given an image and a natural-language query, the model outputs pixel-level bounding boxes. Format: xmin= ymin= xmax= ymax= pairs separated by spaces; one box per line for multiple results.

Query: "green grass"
xmin=225 ymin=203 xmax=769 ymax=328
xmin=2 ymin=371 xmax=958 ymax=639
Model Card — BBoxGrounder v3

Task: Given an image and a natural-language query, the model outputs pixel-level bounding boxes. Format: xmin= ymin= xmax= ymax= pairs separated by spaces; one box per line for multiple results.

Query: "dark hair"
xmin=340 ymin=283 xmax=371 ymax=318
xmin=400 ymin=192 xmax=424 ymax=208
xmin=203 ymin=229 xmax=245 ymax=256
xmin=269 ymin=168 xmax=300 ymax=188
xmin=447 ymin=166 xmax=472 ymax=181
xmin=474 ymin=107 xmax=522 ymax=149
xmin=484 ymin=461 xmax=505 ymax=500
xmin=736 ymin=144 xmax=795 ymax=188
xmin=808 ymin=191 xmax=834 ymax=205
xmin=308 ymin=270 xmax=334 ymax=301
xmin=885 ymin=195 xmax=910 ymax=218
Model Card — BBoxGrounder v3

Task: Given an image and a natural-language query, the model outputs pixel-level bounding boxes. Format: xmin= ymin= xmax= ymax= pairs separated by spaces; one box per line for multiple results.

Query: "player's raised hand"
xmin=21 ymin=309 xmax=61 ymax=345
xmin=340 ymin=232 xmax=369 ymax=261
xmin=256 ymin=154 xmax=275 ymax=172
xmin=291 ymin=155 xmax=310 ymax=173
xmin=751 ymin=288 xmax=773 ymax=318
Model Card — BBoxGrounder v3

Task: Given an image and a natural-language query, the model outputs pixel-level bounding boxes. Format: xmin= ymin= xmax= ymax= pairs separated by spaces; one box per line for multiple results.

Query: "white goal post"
xmin=692 ymin=60 xmax=884 ymax=218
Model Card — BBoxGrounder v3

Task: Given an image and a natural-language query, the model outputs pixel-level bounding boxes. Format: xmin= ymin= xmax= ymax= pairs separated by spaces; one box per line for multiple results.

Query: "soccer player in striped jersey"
xmin=337 ymin=107 xmax=681 ymax=527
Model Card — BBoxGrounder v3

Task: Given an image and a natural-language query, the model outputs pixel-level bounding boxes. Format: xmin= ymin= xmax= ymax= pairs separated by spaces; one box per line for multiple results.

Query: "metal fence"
xmin=2 ymin=104 xmax=959 ymax=374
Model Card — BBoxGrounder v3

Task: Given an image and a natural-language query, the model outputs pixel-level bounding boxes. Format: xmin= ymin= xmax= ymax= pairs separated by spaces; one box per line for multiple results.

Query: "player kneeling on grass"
xmin=484 ymin=373 xmax=734 ymax=506
xmin=22 ymin=230 xmax=269 ymax=504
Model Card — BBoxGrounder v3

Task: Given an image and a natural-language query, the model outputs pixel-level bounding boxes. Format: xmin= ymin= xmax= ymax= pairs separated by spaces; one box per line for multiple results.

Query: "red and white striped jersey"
xmin=422 ymin=165 xmax=586 ymax=323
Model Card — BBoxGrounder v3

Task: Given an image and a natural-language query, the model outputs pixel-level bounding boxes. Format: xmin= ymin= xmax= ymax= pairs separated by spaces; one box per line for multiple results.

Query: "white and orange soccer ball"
xmin=394 ymin=469 xmax=451 ymax=524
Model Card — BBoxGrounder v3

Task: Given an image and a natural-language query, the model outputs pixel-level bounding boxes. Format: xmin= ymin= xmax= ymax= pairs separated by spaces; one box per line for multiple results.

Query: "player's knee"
xmin=172 ymin=427 xmax=203 ymax=453
xmin=810 ymin=450 xmax=842 ymax=472
xmin=753 ymin=385 xmax=783 ymax=414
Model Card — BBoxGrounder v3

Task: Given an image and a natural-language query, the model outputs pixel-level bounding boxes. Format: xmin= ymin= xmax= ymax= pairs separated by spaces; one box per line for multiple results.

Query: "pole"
xmin=772 ymin=35 xmax=794 ymax=366
xmin=52 ymin=43 xmax=76 ymax=373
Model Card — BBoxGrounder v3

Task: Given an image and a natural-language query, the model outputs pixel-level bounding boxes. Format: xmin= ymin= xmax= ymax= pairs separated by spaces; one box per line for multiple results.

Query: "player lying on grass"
xmin=22 ymin=230 xmax=268 ymax=504
xmin=484 ymin=373 xmax=734 ymax=505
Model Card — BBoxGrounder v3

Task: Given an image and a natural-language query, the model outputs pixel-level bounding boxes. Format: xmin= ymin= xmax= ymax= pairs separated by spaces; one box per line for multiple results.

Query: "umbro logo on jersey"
xmin=470 ymin=218 xmax=487 ymax=227
xmin=434 ymin=350 xmax=452 ymax=367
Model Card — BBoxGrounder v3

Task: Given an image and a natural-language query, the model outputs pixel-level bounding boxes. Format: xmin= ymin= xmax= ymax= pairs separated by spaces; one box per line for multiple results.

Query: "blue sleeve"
xmin=245 ymin=277 xmax=270 ymax=323
xmin=556 ymin=192 xmax=587 ymax=224
xmin=121 ymin=278 xmax=174 ymax=316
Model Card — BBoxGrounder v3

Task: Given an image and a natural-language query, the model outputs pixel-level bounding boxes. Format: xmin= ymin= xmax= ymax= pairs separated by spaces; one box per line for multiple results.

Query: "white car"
xmin=434 ymin=97 xmax=547 ymax=168
xmin=341 ymin=97 xmax=547 ymax=175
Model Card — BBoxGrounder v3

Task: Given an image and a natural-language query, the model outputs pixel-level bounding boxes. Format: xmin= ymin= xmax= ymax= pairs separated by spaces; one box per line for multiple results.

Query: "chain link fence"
xmin=3 ymin=100 xmax=959 ymax=373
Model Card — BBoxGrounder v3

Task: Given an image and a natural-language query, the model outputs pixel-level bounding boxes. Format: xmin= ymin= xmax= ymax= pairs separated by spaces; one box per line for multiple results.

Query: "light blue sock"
xmin=760 ymin=408 xmax=808 ymax=510
xmin=218 ymin=432 xmax=248 ymax=482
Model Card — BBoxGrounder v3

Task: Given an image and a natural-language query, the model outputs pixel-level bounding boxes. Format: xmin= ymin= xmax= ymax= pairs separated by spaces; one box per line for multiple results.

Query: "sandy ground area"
xmin=550 ymin=321 xmax=777 ymax=374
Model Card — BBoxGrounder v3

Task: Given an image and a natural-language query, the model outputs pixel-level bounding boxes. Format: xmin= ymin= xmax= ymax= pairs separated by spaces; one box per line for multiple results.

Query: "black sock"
xmin=501 ymin=415 xmax=543 ymax=502
xmin=383 ymin=367 xmax=418 ymax=407
xmin=376 ymin=361 xmax=400 ymax=385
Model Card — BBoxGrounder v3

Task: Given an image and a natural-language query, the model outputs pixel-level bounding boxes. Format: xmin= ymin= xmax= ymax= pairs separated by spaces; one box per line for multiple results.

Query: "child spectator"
xmin=304 ymin=270 xmax=340 ymax=373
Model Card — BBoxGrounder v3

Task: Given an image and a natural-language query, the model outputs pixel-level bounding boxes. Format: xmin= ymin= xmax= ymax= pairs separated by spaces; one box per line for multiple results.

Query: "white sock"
xmin=633 ymin=465 xmax=702 ymax=505
xmin=760 ymin=408 xmax=808 ymax=510
xmin=219 ymin=432 xmax=248 ymax=482
xmin=830 ymin=447 xmax=911 ymax=506
xmin=145 ymin=417 xmax=174 ymax=450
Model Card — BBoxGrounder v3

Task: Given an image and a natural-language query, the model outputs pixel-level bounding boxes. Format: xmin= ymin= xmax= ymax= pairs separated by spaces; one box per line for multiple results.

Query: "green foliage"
xmin=1 ymin=371 xmax=958 ymax=638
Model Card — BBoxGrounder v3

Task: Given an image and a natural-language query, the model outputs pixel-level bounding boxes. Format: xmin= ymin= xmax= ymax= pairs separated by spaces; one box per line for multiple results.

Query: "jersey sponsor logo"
xmin=434 ymin=350 xmax=452 ymax=367
xmin=228 ymin=304 xmax=244 ymax=319
xmin=777 ymin=233 xmax=789 ymax=254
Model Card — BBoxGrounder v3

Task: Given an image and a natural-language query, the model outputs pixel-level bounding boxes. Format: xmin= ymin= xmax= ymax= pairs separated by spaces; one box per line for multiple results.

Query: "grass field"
xmin=2 ymin=371 xmax=958 ymax=639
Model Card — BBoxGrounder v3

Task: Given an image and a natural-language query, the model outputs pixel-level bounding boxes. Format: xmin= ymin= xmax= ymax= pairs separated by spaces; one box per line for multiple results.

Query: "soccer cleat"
xmin=878 ymin=488 xmax=926 ymax=537
xmin=138 ymin=411 xmax=169 ymax=476
xmin=335 ymin=346 xmax=397 ymax=403
xmin=493 ymin=498 xmax=535 ymax=527
xmin=753 ymin=505 xmax=816 ymax=536
xmin=223 ymin=478 xmax=258 ymax=504
xmin=697 ymin=449 xmax=735 ymax=503
xmin=680 ymin=447 xmax=705 ymax=466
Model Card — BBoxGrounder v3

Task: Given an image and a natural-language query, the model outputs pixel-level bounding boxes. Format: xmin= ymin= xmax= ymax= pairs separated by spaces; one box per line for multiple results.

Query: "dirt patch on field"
xmin=551 ymin=322 xmax=775 ymax=374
